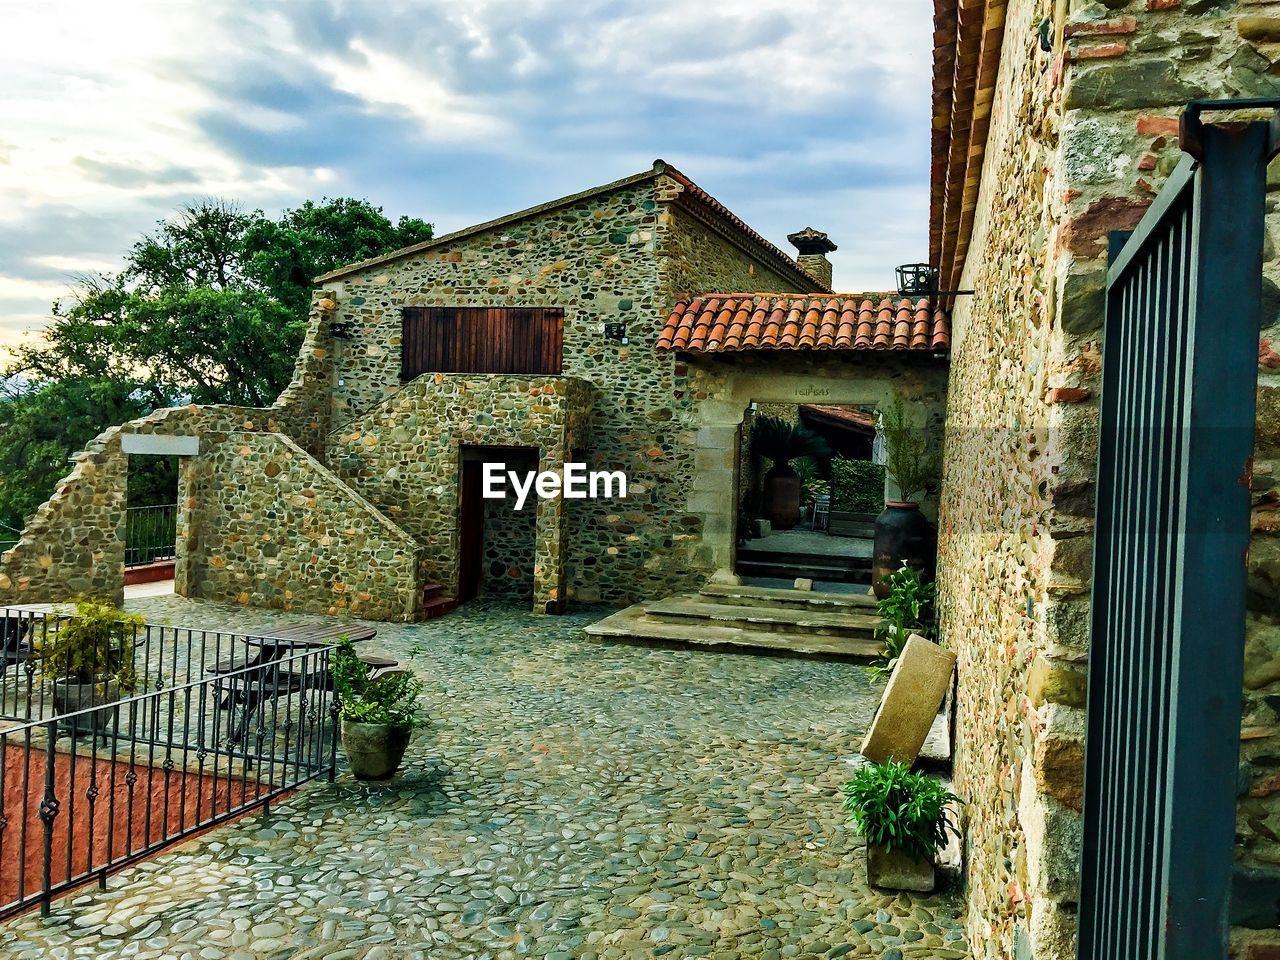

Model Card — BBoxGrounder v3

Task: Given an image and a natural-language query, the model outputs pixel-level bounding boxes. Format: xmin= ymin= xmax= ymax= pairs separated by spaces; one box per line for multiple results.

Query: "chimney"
xmin=787 ymin=227 xmax=837 ymax=289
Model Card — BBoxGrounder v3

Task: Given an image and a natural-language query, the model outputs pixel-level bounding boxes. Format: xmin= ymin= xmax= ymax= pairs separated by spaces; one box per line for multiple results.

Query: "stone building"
xmin=930 ymin=0 xmax=1280 ymax=957
xmin=0 ymin=162 xmax=949 ymax=621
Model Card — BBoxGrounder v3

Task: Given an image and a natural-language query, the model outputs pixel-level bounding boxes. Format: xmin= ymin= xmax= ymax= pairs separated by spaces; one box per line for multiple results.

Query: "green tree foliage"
xmin=0 ymin=198 xmax=432 ymax=531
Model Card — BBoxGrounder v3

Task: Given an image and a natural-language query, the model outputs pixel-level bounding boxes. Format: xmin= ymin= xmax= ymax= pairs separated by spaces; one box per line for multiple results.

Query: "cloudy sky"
xmin=0 ymin=0 xmax=933 ymax=360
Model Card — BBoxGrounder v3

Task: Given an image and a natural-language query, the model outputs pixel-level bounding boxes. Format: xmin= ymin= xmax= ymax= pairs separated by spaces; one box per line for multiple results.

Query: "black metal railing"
xmin=0 ymin=608 xmax=339 ymax=920
xmin=124 ymin=504 xmax=177 ymax=568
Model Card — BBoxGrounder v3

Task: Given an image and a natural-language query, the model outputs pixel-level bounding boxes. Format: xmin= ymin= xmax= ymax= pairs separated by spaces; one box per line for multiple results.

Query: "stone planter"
xmin=828 ymin=510 xmax=877 ymax=538
xmin=872 ymin=501 xmax=935 ymax=598
xmin=341 ymin=719 xmax=412 ymax=780
xmin=52 ymin=676 xmax=121 ymax=738
xmin=867 ymin=842 xmax=936 ymax=892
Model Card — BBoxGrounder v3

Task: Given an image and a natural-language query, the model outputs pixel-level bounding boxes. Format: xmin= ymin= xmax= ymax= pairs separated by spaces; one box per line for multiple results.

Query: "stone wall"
xmin=184 ymin=430 xmax=420 ymax=621
xmin=326 ymin=374 xmax=592 ymax=613
xmin=481 ymin=490 xmax=538 ymax=599
xmin=935 ymin=1 xmax=1280 ymax=958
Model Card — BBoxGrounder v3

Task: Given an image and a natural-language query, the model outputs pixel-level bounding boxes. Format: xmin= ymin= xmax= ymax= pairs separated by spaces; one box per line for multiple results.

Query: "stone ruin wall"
xmin=0 ymin=293 xmax=422 ymax=622
xmin=185 ymin=429 xmax=420 ymax=622
xmin=937 ymin=0 xmax=1280 ymax=957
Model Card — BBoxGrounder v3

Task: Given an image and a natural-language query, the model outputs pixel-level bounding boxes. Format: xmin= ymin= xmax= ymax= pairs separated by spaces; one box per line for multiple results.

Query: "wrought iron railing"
xmin=0 ymin=608 xmax=339 ymax=919
xmin=124 ymin=504 xmax=177 ymax=568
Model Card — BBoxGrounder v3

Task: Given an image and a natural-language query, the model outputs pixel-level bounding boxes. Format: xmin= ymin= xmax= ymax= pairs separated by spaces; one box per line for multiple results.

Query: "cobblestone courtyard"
xmin=0 ymin=597 xmax=968 ymax=960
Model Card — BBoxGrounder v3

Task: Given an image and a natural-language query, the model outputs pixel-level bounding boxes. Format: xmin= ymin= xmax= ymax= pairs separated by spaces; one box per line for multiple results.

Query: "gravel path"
xmin=0 ymin=596 xmax=968 ymax=959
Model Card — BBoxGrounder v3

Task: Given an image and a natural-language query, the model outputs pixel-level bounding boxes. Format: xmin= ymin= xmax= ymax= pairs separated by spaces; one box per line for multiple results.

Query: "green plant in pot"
xmin=843 ymin=759 xmax=960 ymax=891
xmin=866 ymin=564 xmax=937 ymax=681
xmin=332 ymin=639 xmax=425 ymax=780
xmin=37 ymin=599 xmax=142 ymax=737
xmin=751 ymin=416 xmax=830 ymax=530
xmin=873 ymin=393 xmax=940 ymax=597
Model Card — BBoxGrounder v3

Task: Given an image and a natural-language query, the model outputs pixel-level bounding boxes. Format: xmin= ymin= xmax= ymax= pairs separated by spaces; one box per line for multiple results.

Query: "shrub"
xmin=842 ymin=759 xmax=960 ymax=860
xmin=830 ymin=458 xmax=885 ymax=513
xmin=880 ymin=392 xmax=939 ymax=504
xmin=751 ymin=416 xmax=830 ymax=476
xmin=867 ymin=564 xmax=937 ymax=680
xmin=38 ymin=599 xmax=142 ymax=688
xmin=794 ymin=457 xmax=830 ymax=506
xmin=332 ymin=638 xmax=425 ymax=728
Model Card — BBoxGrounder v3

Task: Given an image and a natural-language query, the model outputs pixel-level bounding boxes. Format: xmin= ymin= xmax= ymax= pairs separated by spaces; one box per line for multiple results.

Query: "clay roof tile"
xmin=658 ymin=293 xmax=950 ymax=354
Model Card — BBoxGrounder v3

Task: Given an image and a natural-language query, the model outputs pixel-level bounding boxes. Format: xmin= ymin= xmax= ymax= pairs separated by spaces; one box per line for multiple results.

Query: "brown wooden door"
xmin=401 ymin=307 xmax=564 ymax=381
xmin=458 ymin=460 xmax=485 ymax=602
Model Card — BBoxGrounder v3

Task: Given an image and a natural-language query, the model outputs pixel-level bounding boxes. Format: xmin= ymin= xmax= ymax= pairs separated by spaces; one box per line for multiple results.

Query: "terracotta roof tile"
xmin=658 ymin=295 xmax=951 ymax=354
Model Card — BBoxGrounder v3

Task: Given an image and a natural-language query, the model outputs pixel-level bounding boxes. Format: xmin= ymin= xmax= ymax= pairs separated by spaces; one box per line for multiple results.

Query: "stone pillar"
xmin=787 ymin=227 xmax=837 ymax=290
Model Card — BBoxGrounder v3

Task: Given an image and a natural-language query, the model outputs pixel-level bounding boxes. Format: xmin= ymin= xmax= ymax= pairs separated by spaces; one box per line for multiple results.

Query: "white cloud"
xmin=313 ymin=38 xmax=509 ymax=142
xmin=0 ymin=0 xmax=933 ymax=346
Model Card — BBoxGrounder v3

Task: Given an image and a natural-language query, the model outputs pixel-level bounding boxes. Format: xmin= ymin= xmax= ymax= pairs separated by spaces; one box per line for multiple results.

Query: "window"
xmin=400 ymin=307 xmax=564 ymax=380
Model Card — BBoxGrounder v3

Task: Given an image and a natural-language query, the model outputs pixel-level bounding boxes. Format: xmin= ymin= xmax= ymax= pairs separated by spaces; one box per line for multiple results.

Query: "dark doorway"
xmin=458 ymin=446 xmax=540 ymax=604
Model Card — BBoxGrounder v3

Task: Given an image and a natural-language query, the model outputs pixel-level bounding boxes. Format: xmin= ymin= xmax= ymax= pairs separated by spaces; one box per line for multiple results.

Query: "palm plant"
xmin=752 ymin=416 xmax=830 ymax=478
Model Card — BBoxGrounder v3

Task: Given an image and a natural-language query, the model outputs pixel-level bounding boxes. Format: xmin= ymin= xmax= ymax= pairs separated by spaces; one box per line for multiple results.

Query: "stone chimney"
xmin=787 ymin=227 xmax=837 ymax=289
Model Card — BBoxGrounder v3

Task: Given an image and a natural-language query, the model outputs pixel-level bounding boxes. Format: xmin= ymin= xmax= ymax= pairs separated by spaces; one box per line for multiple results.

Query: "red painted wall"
xmin=1 ymin=742 xmax=267 ymax=909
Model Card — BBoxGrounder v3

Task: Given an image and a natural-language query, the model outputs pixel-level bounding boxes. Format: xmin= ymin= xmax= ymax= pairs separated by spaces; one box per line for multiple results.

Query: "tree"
xmin=0 ymin=197 xmax=432 ymax=527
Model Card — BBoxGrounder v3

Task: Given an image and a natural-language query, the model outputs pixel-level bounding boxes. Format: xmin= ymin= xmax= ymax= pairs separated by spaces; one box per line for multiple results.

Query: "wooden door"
xmin=458 ymin=460 xmax=485 ymax=601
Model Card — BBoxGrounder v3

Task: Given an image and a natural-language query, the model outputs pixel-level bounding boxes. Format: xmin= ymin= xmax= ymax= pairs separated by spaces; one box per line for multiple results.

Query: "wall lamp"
xmin=894 ymin=263 xmax=974 ymax=298
xmin=329 ymin=321 xmax=355 ymax=340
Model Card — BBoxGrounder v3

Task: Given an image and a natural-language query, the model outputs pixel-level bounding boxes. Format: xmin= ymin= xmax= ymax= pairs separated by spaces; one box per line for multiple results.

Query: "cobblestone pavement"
xmin=1 ymin=596 xmax=968 ymax=960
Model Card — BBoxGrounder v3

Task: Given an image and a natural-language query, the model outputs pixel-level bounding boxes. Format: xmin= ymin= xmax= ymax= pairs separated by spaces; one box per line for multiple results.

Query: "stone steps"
xmin=645 ymin=597 xmax=879 ymax=638
xmin=584 ymin=586 xmax=882 ymax=661
xmin=700 ymin=582 xmax=878 ymax=611
xmin=735 ymin=547 xmax=871 ymax=585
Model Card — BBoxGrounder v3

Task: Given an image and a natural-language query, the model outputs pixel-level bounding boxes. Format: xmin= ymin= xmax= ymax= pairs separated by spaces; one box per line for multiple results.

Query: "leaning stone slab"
xmin=861 ymin=634 xmax=957 ymax=765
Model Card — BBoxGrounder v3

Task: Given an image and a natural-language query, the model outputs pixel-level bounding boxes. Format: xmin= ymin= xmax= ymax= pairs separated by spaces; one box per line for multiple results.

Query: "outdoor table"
xmin=210 ymin=621 xmax=391 ymax=746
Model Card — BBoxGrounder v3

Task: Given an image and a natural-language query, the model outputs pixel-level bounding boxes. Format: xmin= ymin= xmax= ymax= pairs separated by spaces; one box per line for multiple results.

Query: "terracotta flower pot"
xmin=341 ymin=719 xmax=412 ymax=780
xmin=872 ymin=501 xmax=936 ymax=598
xmin=763 ymin=470 xmax=802 ymax=530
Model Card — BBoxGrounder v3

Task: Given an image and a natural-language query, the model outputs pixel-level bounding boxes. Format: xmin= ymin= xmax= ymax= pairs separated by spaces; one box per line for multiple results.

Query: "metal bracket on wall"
xmin=1180 ymin=97 xmax=1280 ymax=160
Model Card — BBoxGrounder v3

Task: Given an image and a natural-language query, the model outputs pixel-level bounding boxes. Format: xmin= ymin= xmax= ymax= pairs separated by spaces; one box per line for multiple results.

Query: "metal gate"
xmin=1078 ymin=105 xmax=1276 ymax=959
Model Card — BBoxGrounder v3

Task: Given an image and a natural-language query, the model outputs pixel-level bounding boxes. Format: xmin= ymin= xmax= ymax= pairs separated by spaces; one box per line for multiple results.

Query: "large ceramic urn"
xmin=872 ymin=502 xmax=936 ymax=598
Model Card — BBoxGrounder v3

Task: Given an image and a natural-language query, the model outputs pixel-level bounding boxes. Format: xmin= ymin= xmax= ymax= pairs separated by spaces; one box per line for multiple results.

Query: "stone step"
xmin=700 ymin=582 xmax=878 ymax=611
xmin=645 ymin=596 xmax=879 ymax=639
xmin=584 ymin=606 xmax=881 ymax=661
xmin=736 ymin=559 xmax=869 ymax=585
xmin=737 ymin=548 xmax=872 ymax=572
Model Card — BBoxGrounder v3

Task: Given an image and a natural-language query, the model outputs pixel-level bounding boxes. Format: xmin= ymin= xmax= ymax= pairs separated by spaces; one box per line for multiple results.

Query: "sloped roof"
xmin=658 ymin=295 xmax=950 ymax=353
xmin=315 ymin=161 xmax=827 ymax=290
xmin=931 ymin=0 xmax=1008 ymax=295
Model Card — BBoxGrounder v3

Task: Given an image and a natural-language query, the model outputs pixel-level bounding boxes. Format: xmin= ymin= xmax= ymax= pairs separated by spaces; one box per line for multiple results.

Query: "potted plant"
xmin=872 ymin=393 xmax=940 ymax=597
xmin=751 ymin=416 xmax=831 ymax=530
xmin=866 ymin=563 xmax=937 ymax=681
xmin=828 ymin=457 xmax=885 ymax=538
xmin=332 ymin=639 xmax=425 ymax=780
xmin=36 ymin=599 xmax=142 ymax=737
xmin=842 ymin=759 xmax=960 ymax=892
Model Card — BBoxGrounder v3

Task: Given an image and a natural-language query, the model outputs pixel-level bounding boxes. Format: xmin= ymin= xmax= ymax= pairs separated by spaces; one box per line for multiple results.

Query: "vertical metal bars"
xmin=1078 ymin=121 xmax=1269 ymax=959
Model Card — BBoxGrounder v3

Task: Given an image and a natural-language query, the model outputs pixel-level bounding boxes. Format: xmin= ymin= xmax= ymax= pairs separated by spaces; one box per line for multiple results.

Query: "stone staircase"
xmin=584 ymin=582 xmax=882 ymax=660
